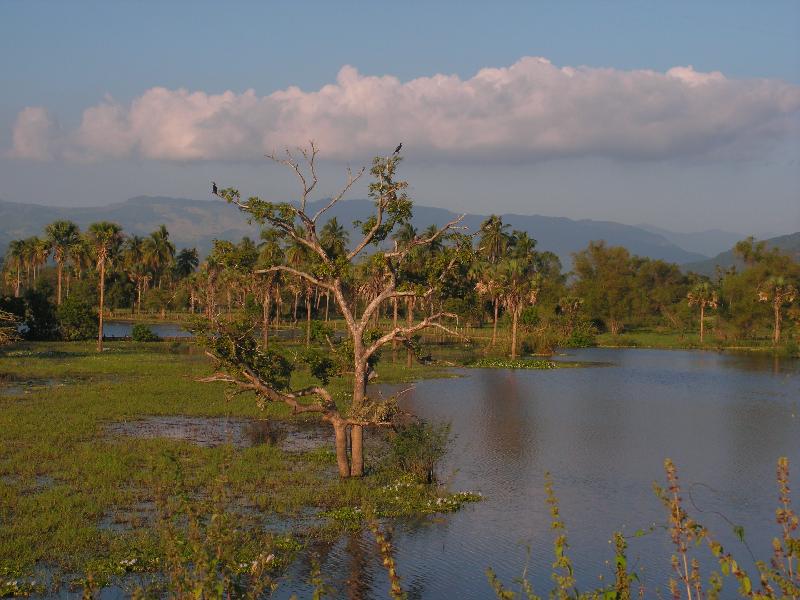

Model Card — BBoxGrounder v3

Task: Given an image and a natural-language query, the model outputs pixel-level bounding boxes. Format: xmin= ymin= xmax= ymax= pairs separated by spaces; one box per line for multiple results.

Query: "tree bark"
xmin=350 ymin=359 xmax=368 ymax=477
xmin=511 ymin=307 xmax=519 ymax=359
xmin=406 ymin=297 xmax=414 ymax=368
xmin=56 ymin=260 xmax=63 ymax=305
xmin=610 ymin=319 xmax=621 ymax=336
xmin=333 ymin=420 xmax=351 ymax=477
xmin=306 ymin=293 xmax=312 ymax=346
xmin=699 ymin=304 xmax=705 ymax=343
xmin=350 ymin=425 xmax=364 ymax=477
xmin=492 ymin=298 xmax=499 ymax=346
xmin=392 ymin=298 xmax=399 ymax=340
xmin=97 ymin=260 xmax=105 ymax=352
xmin=774 ymin=301 xmax=781 ymax=344
xmin=262 ymin=290 xmax=271 ymax=349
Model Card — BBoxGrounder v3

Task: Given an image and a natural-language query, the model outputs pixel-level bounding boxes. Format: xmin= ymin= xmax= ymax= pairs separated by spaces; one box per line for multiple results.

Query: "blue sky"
xmin=1 ymin=1 xmax=799 ymax=235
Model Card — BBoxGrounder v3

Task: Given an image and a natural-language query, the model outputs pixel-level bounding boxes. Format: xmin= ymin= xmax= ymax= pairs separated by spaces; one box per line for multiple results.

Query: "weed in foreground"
xmin=486 ymin=457 xmax=799 ymax=600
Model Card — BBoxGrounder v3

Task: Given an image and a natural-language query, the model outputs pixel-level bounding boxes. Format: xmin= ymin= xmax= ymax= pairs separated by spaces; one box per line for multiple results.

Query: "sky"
xmin=1 ymin=1 xmax=799 ymax=236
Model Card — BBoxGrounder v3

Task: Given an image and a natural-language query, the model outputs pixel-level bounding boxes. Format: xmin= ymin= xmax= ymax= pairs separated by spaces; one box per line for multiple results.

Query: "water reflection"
xmin=278 ymin=348 xmax=799 ymax=599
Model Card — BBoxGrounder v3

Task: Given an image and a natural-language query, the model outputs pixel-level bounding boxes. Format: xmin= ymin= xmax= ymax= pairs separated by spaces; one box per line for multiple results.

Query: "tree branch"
xmin=384 ymin=214 xmax=466 ymax=260
xmin=347 ymin=199 xmax=386 ymax=261
xmin=363 ymin=311 xmax=466 ymax=359
xmin=312 ymin=166 xmax=366 ymax=223
xmin=255 ymin=265 xmax=333 ymax=291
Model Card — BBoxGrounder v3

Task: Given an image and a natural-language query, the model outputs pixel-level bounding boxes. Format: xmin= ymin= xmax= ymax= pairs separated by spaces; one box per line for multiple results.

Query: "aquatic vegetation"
xmin=467 ymin=357 xmax=558 ymax=369
xmin=323 ymin=475 xmax=482 ymax=526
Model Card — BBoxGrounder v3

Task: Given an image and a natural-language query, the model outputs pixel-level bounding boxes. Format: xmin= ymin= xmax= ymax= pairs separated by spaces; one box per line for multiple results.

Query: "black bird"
xmin=393 ymin=143 xmax=402 ymax=154
xmin=212 ymin=181 xmax=218 ymax=195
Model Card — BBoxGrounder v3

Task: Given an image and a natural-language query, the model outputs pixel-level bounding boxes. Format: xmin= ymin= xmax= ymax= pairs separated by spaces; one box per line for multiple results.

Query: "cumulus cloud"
xmin=7 ymin=107 xmax=58 ymax=160
xmin=8 ymin=57 xmax=800 ymax=163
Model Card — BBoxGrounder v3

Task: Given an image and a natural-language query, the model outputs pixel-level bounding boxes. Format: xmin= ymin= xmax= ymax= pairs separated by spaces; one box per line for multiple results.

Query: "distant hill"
xmin=636 ymin=224 xmax=745 ymax=258
xmin=0 ymin=196 xmax=261 ymax=259
xmin=683 ymin=232 xmax=800 ymax=276
xmin=0 ymin=195 xmax=709 ymax=267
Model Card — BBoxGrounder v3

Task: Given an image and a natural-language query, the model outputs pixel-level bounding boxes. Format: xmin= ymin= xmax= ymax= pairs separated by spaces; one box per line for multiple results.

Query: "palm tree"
xmin=256 ymin=229 xmax=286 ymax=343
xmin=473 ymin=261 xmax=503 ymax=346
xmin=31 ymin=237 xmax=50 ymax=283
xmin=175 ymin=248 xmax=199 ymax=279
xmin=123 ymin=235 xmax=150 ymax=313
xmin=320 ymin=217 xmax=349 ymax=258
xmin=498 ymin=257 xmax=540 ymax=359
xmin=687 ymin=282 xmax=718 ymax=343
xmin=144 ymin=225 xmax=176 ymax=288
xmin=68 ymin=236 xmax=93 ymax=287
xmin=285 ymin=230 xmax=311 ymax=326
xmin=7 ymin=239 xmax=25 ymax=297
xmin=758 ymin=276 xmax=798 ymax=344
xmin=421 ymin=224 xmax=444 ymax=257
xmin=391 ymin=222 xmax=417 ymax=249
xmin=510 ymin=230 xmax=536 ymax=260
xmin=478 ymin=215 xmax=511 ymax=264
xmin=21 ymin=237 xmax=37 ymax=287
xmin=87 ymin=222 xmax=123 ymax=351
xmin=46 ymin=220 xmax=80 ymax=304
xmin=258 ymin=229 xmax=284 ymax=264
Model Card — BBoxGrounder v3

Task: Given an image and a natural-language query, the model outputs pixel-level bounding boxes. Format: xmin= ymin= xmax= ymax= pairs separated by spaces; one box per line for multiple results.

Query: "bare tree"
xmin=204 ymin=143 xmax=469 ymax=477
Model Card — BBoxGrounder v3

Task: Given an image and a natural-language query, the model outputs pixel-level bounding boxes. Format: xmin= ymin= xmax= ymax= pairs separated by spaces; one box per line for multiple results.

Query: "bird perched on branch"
xmin=212 ymin=181 xmax=218 ymax=195
xmin=393 ymin=143 xmax=402 ymax=155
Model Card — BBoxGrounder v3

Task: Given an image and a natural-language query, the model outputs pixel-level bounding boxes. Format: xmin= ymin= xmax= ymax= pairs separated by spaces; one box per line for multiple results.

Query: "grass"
xmin=0 ymin=339 xmax=472 ymax=594
xmin=595 ymin=328 xmax=791 ymax=353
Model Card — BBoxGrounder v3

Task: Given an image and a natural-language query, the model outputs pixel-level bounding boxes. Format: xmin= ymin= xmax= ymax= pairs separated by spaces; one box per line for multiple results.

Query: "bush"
xmin=519 ymin=306 xmax=540 ymax=330
xmin=561 ymin=320 xmax=597 ymax=348
xmin=57 ymin=283 xmax=98 ymax=341
xmin=132 ymin=324 xmax=161 ymax=342
xmin=389 ymin=421 xmax=451 ymax=484
xmin=20 ymin=287 xmax=59 ymax=340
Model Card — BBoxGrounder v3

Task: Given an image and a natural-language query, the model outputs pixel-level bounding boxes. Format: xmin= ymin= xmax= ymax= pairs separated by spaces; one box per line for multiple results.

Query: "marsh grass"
xmin=0 ymin=340 xmax=469 ymax=595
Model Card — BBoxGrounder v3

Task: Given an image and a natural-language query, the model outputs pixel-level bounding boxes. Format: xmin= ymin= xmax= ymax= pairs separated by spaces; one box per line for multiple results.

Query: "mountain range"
xmin=1 ymin=195 xmax=794 ymax=271
xmin=683 ymin=232 xmax=800 ymax=276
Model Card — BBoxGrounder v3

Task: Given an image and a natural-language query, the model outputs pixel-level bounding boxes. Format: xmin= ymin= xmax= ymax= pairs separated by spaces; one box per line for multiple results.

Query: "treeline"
xmin=1 ymin=215 xmax=798 ymax=352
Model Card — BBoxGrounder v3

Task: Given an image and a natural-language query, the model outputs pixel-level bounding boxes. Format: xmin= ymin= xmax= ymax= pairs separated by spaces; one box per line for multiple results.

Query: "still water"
xmin=280 ymin=348 xmax=800 ymax=599
xmin=103 ymin=321 xmax=192 ymax=338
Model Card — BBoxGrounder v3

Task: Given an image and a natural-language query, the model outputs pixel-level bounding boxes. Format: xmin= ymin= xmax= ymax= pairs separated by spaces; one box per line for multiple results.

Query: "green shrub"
xmin=132 ymin=324 xmax=161 ymax=342
xmin=562 ymin=320 xmax=597 ymax=348
xmin=390 ymin=421 xmax=451 ymax=484
xmin=57 ymin=284 xmax=98 ymax=341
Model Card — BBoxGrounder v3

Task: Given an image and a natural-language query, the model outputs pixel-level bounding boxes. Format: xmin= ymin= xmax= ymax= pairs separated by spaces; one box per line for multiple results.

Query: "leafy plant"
xmin=57 ymin=281 xmax=98 ymax=341
xmin=389 ymin=421 xmax=452 ymax=483
xmin=131 ymin=324 xmax=161 ymax=342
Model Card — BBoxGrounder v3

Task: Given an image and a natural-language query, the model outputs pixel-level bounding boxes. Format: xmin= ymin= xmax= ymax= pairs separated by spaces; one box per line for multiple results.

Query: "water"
xmin=103 ymin=321 xmax=310 ymax=340
xmin=103 ymin=321 xmax=192 ymax=338
xmin=279 ymin=348 xmax=800 ymax=599
xmin=106 ymin=415 xmax=333 ymax=452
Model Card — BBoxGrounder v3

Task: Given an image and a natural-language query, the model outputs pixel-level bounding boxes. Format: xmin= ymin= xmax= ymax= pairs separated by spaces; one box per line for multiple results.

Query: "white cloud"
xmin=7 ymin=107 xmax=58 ymax=160
xmin=9 ymin=57 xmax=800 ymax=163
